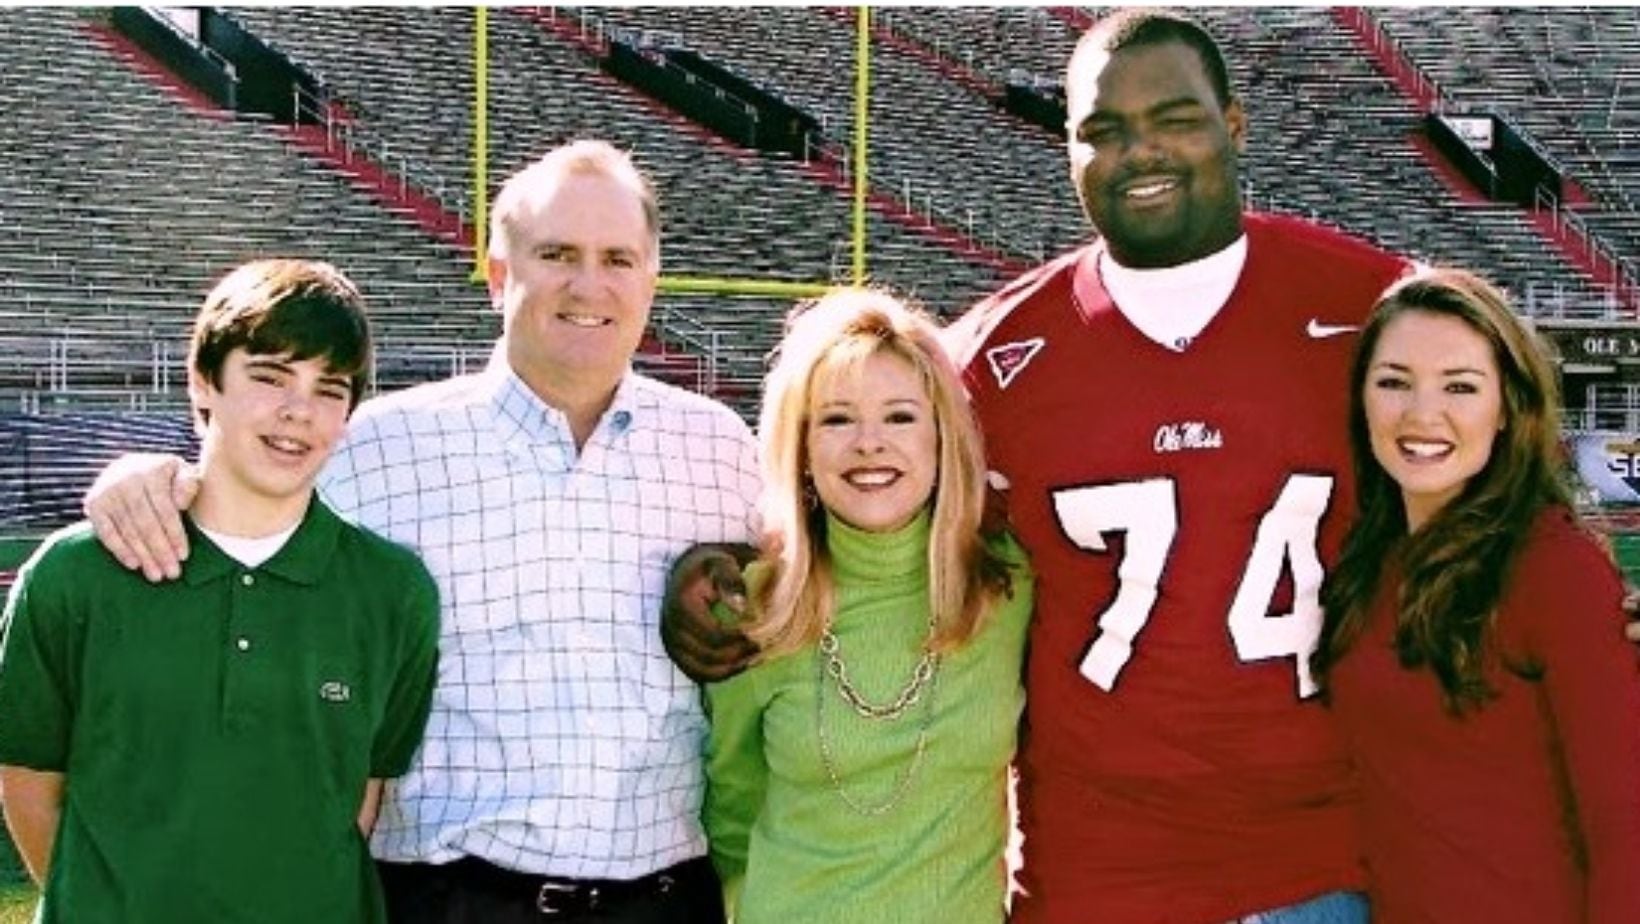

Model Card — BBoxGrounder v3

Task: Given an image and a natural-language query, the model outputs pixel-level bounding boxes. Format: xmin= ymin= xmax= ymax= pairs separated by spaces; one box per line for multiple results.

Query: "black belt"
xmin=440 ymin=855 xmax=699 ymax=916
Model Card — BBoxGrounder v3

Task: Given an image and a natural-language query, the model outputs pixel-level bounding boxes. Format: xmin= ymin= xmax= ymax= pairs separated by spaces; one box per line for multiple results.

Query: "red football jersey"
xmin=951 ymin=213 xmax=1409 ymax=923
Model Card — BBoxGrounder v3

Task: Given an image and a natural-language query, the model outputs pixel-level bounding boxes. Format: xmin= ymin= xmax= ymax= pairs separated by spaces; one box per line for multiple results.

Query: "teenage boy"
xmin=0 ymin=258 xmax=440 ymax=923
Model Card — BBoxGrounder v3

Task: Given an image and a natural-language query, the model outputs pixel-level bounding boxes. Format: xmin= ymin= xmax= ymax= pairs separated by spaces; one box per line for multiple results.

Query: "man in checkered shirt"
xmin=83 ymin=140 xmax=760 ymax=922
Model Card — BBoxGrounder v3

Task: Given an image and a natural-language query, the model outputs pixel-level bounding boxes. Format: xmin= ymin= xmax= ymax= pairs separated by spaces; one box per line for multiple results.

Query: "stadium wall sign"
xmin=1573 ymin=432 xmax=1640 ymax=503
xmin=1562 ymin=332 xmax=1640 ymax=364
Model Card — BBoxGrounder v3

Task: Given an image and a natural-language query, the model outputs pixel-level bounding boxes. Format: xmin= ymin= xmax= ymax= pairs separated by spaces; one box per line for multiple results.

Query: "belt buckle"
xmin=537 ymin=881 xmax=579 ymax=916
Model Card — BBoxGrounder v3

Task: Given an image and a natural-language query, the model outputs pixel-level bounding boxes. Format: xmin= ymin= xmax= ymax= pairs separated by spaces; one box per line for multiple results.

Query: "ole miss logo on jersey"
xmin=985 ymin=337 xmax=1045 ymax=389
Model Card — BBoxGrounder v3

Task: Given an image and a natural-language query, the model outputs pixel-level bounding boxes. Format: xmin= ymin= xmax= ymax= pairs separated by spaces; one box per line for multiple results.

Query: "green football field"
xmin=0 ymin=538 xmax=36 ymax=575
xmin=1612 ymin=533 xmax=1640 ymax=583
xmin=0 ymin=883 xmax=32 ymax=923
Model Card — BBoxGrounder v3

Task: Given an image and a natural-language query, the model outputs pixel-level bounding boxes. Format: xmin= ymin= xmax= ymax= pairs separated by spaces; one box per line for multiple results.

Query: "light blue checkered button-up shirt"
xmin=317 ymin=355 xmax=761 ymax=878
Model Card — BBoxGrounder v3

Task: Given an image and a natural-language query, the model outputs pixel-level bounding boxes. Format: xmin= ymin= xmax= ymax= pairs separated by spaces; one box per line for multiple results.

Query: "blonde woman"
xmin=704 ymin=288 xmax=1033 ymax=922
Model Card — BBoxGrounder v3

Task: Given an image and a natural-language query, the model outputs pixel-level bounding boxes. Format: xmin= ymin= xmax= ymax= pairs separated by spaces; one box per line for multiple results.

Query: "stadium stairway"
xmin=517 ymin=8 xmax=1036 ymax=273
xmin=1369 ymin=8 xmax=1640 ymax=294
xmin=83 ymin=10 xmax=717 ymax=404
xmin=219 ymin=5 xmax=1013 ymax=397
xmin=1332 ymin=8 xmax=1639 ymax=314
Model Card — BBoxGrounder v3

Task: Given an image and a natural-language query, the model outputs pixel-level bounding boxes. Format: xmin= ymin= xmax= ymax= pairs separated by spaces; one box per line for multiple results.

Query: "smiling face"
xmin=488 ymin=170 xmax=658 ymax=404
xmin=1363 ymin=310 xmax=1506 ymax=531
xmin=805 ymin=350 xmax=939 ymax=534
xmin=190 ymin=349 xmax=353 ymax=526
xmin=1066 ymin=39 xmax=1246 ymax=268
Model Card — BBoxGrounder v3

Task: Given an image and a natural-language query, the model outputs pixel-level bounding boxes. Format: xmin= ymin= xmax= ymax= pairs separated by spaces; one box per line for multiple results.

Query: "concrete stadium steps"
xmin=1372 ymin=7 xmax=1640 ymax=290
xmin=0 ymin=9 xmax=497 ymax=405
xmin=220 ymin=6 xmax=1009 ymax=386
xmin=5 ymin=8 xmax=1640 ymax=469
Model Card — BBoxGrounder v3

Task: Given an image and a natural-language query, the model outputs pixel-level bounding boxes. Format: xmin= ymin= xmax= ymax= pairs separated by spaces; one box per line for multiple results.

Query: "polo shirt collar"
xmin=481 ymin=346 xmax=642 ymax=445
xmin=181 ymin=496 xmax=343 ymax=587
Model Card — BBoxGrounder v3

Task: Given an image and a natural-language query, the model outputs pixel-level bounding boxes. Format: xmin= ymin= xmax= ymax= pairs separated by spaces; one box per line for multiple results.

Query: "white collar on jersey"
xmin=1088 ymin=234 xmax=1249 ymax=352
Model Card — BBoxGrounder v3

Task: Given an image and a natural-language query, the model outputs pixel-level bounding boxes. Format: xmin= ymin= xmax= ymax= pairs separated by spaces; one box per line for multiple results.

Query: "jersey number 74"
xmin=1052 ymin=474 xmax=1333 ymax=698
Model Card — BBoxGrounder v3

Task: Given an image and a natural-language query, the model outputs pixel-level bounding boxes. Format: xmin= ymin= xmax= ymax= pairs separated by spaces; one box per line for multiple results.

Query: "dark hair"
xmin=1314 ymin=267 xmax=1572 ymax=713
xmin=1077 ymin=8 xmax=1234 ymax=107
xmin=188 ymin=258 xmax=372 ymax=427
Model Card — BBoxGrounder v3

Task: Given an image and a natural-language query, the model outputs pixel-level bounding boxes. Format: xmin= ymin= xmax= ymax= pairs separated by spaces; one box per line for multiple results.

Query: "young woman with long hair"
xmin=1313 ymin=267 xmax=1640 ymax=923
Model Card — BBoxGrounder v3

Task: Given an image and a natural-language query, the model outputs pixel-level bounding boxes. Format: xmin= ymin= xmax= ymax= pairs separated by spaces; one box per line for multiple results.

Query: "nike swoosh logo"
xmin=1306 ymin=319 xmax=1360 ymax=339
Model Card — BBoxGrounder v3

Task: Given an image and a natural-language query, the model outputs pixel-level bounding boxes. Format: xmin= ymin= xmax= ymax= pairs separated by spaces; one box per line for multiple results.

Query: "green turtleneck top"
xmin=704 ymin=511 xmax=1033 ymax=923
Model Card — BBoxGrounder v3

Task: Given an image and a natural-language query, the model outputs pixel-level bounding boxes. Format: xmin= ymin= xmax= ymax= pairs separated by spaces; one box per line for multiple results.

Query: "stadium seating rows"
xmin=1377 ymin=7 xmax=1640 ymax=268
xmin=3 ymin=6 xmax=1639 ymax=531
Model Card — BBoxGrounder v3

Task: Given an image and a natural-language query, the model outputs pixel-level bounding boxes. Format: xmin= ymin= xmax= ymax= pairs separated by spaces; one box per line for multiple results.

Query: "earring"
xmin=802 ymin=476 xmax=819 ymax=512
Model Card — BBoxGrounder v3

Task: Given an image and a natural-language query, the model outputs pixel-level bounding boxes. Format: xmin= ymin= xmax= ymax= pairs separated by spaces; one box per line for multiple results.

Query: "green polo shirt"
xmin=0 ymin=497 xmax=439 ymax=924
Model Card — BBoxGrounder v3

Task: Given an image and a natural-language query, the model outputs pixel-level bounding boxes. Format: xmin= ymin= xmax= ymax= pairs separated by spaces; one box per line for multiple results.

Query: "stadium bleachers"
xmin=0 ymin=411 xmax=197 ymax=531
xmin=1375 ymin=7 xmax=1640 ymax=273
xmin=1210 ymin=7 xmax=1623 ymax=318
xmin=580 ymin=6 xmax=1087 ymax=259
xmin=0 ymin=7 xmax=494 ymax=407
xmin=224 ymin=6 xmax=1012 ymax=310
xmin=4 ymin=6 xmax=1640 ymax=534
xmin=571 ymin=6 xmax=1622 ymax=319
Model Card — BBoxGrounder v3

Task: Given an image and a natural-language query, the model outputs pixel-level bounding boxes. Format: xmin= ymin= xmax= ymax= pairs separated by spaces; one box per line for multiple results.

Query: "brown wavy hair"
xmin=188 ymin=258 xmax=371 ymax=430
xmin=1313 ymin=267 xmax=1572 ymax=712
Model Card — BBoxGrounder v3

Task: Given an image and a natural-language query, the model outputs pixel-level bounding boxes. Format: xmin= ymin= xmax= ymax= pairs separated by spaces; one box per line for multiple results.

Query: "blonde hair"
xmin=750 ymin=287 xmax=1013 ymax=658
xmin=487 ymin=139 xmax=660 ymax=262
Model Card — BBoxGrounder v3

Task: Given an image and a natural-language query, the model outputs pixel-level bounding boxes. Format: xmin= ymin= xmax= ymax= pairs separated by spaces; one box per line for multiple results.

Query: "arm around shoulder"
xmin=81 ymin=452 xmax=197 ymax=582
xmin=663 ymin=543 xmax=760 ymax=683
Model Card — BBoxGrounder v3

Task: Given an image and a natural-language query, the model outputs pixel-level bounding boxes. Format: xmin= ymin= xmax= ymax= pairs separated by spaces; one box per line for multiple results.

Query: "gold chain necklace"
xmin=817 ymin=609 xmax=939 ymax=720
xmin=815 ymin=615 xmax=942 ymax=816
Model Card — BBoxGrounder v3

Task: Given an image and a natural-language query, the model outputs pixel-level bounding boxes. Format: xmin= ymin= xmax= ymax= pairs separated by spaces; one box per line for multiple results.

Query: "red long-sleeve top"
xmin=1329 ymin=507 xmax=1640 ymax=923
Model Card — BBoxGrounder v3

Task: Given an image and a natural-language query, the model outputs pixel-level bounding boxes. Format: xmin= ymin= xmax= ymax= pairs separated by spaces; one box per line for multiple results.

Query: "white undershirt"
xmin=198 ymin=521 xmax=299 ymax=568
xmin=1092 ymin=235 xmax=1249 ymax=352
